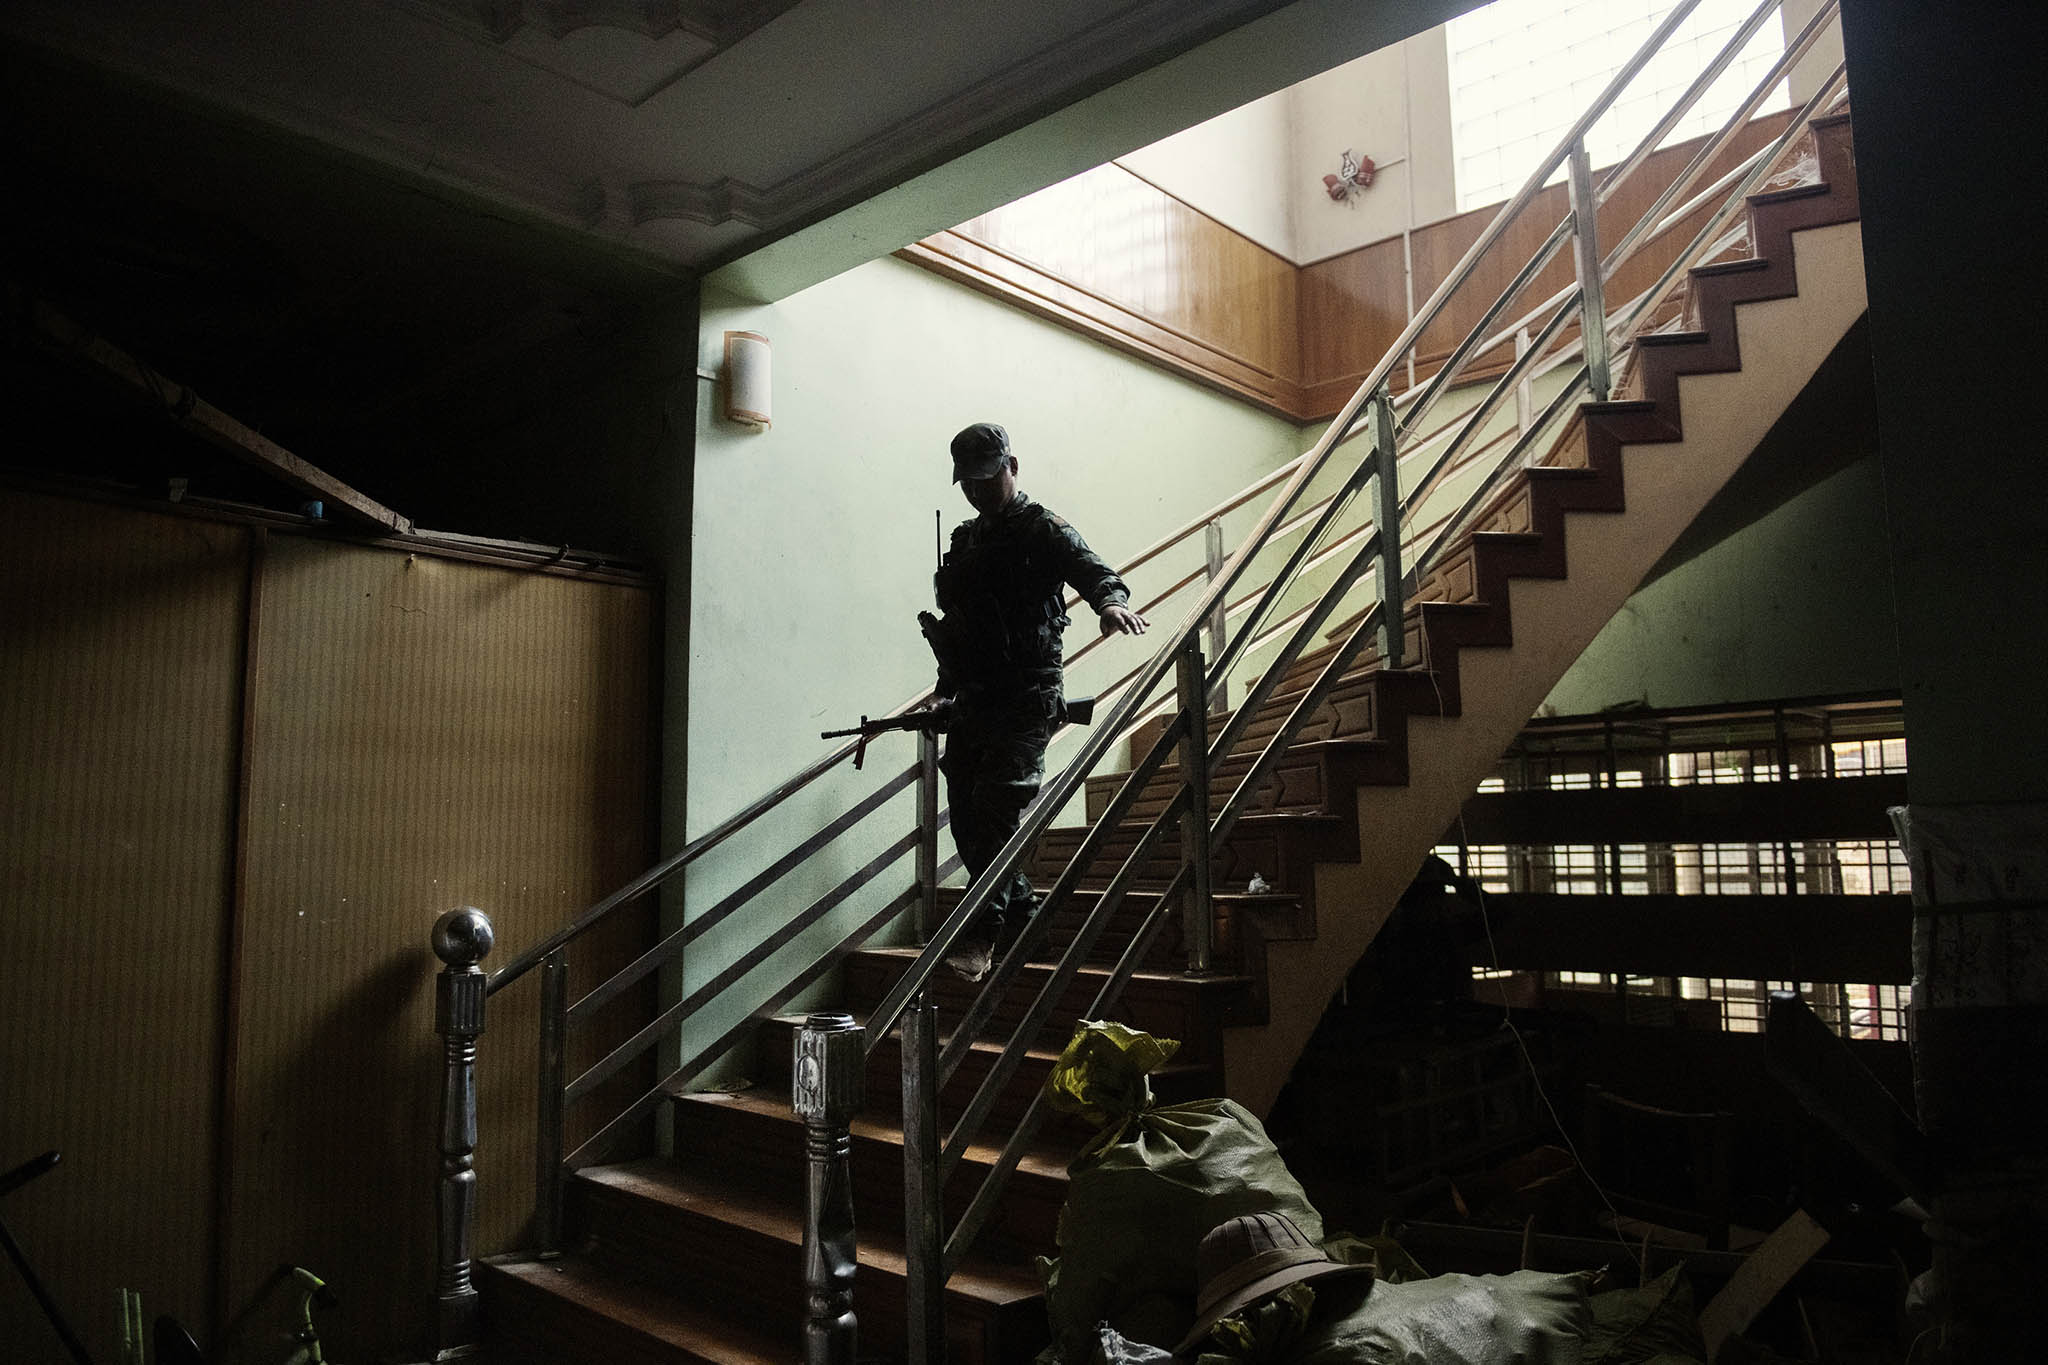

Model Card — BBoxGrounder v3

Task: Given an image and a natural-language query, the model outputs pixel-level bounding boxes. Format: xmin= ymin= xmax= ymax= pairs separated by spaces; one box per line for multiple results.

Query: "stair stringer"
xmin=1223 ymin=218 xmax=1869 ymax=1117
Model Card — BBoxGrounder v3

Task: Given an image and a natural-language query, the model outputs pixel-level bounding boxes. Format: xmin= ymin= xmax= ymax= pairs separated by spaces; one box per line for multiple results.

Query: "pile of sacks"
xmin=1037 ymin=1022 xmax=1709 ymax=1365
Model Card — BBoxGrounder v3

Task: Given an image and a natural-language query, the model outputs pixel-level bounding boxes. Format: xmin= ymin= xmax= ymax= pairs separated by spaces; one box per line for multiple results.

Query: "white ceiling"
xmin=2 ymin=0 xmax=1357 ymax=277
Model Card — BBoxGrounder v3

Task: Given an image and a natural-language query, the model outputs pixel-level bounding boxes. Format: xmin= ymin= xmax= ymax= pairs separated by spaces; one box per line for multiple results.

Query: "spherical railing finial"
xmin=432 ymin=907 xmax=494 ymax=969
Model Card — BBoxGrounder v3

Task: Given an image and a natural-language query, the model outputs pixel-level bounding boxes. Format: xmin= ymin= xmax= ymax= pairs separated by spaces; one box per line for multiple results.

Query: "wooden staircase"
xmin=476 ymin=112 xmax=1866 ymax=1365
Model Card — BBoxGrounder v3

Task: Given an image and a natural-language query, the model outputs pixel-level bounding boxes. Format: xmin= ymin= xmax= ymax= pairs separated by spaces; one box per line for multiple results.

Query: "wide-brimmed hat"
xmin=950 ymin=421 xmax=1011 ymax=481
xmin=1174 ymin=1212 xmax=1373 ymax=1356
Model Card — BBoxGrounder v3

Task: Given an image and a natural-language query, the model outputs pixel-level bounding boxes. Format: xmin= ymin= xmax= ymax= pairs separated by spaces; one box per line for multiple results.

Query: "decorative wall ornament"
xmin=1322 ymin=149 xmax=1377 ymax=205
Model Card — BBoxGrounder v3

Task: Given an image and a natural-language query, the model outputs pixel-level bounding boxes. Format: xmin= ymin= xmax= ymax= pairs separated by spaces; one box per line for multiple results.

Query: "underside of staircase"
xmin=478 ymin=113 xmax=1866 ymax=1365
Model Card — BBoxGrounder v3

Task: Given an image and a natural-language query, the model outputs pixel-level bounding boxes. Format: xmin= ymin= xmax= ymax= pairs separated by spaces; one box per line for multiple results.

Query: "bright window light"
xmin=1447 ymin=0 xmax=1791 ymax=211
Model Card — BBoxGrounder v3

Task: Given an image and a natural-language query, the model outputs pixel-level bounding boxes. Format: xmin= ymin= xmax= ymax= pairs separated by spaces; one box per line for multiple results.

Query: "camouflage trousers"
xmin=940 ymin=683 xmax=1062 ymax=927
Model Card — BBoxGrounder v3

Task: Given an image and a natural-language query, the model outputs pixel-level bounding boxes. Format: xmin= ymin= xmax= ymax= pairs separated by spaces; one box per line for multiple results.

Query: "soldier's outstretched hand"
xmin=1099 ymin=605 xmax=1148 ymax=636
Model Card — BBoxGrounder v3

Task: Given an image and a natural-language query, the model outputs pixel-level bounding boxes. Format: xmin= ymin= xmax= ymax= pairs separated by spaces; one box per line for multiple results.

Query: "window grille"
xmin=1446 ymin=0 xmax=1792 ymax=211
xmin=1439 ymin=699 xmax=1911 ymax=1044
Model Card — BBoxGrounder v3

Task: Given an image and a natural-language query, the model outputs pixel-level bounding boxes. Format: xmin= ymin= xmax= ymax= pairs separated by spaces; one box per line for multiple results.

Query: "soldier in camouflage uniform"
xmin=931 ymin=422 xmax=1147 ymax=981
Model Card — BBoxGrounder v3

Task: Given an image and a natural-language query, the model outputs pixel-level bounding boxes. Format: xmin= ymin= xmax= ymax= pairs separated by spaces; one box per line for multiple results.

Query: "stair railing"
xmin=419 ymin=357 xmax=1564 ymax=1355
xmin=426 ymin=0 xmax=1848 ymax=1349
xmin=875 ymin=0 xmax=1849 ymax=1324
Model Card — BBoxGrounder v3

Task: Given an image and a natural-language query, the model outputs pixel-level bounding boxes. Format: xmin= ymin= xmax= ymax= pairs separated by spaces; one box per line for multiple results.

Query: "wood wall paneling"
xmin=0 ymin=491 xmax=247 ymax=1365
xmin=230 ymin=535 xmax=657 ymax=1358
xmin=906 ymin=114 xmax=1803 ymax=425
xmin=1299 ymin=110 xmax=1800 ymax=414
xmin=0 ymin=485 xmax=658 ymax=1365
xmin=902 ymin=162 xmax=1303 ymax=416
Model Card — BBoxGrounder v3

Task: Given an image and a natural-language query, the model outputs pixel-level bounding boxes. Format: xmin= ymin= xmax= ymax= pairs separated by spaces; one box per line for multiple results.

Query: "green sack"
xmin=1038 ymin=1022 xmax=1326 ymax=1363
xmin=1585 ymin=1266 xmax=1707 ymax=1365
xmin=1195 ymin=1281 xmax=1319 ymax=1365
xmin=1324 ymin=1228 xmax=1429 ymax=1284
xmin=1281 ymin=1268 xmax=1596 ymax=1365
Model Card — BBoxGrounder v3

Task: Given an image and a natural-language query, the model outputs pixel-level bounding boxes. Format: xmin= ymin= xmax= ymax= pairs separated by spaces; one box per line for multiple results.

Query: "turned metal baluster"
xmin=1178 ymin=640 xmax=1215 ymax=973
xmin=431 ymin=907 xmax=493 ymax=1359
xmin=901 ymin=994 xmax=945 ymax=1364
xmin=1203 ymin=517 xmax=1228 ymax=711
xmin=536 ymin=949 xmax=568 ymax=1255
xmin=917 ymin=728 xmax=941 ymax=943
xmin=794 ymin=1012 xmax=864 ymax=1365
xmin=1371 ymin=384 xmax=1406 ymax=670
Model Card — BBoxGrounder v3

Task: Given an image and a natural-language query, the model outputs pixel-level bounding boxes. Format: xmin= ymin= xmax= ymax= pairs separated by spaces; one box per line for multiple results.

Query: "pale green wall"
xmin=672 ymin=254 xmax=1300 ymax=1072
xmin=1542 ymin=454 xmax=1899 ymax=716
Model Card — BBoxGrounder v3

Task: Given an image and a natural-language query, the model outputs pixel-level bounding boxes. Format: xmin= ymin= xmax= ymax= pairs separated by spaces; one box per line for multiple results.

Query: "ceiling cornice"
xmin=403 ymin=0 xmax=798 ymax=45
xmin=627 ymin=0 xmax=1292 ymax=230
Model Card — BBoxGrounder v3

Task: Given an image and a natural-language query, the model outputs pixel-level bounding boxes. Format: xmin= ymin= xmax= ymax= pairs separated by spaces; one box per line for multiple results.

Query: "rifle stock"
xmin=820 ymin=695 xmax=1094 ymax=769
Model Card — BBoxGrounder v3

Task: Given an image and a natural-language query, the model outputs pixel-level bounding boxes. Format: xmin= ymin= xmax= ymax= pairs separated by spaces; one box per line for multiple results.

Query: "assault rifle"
xmin=821 ymin=694 xmax=1096 ymax=769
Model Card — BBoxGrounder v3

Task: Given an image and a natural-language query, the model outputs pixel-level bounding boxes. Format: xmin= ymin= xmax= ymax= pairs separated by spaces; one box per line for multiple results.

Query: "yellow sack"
xmin=1038 ymin=1021 xmax=1326 ymax=1362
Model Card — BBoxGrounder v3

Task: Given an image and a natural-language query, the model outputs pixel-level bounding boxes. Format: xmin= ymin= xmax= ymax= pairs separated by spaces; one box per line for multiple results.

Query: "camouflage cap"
xmin=950 ymin=422 xmax=1011 ymax=482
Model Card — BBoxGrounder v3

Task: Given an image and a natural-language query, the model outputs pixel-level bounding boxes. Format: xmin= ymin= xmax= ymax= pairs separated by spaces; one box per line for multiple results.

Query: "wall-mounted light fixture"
xmin=723 ymin=330 xmax=771 ymax=430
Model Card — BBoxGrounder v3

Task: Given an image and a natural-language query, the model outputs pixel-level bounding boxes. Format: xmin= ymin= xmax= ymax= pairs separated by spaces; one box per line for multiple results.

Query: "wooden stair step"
xmin=480 ymin=1253 xmax=786 ymax=1365
xmin=753 ymin=1012 xmax=1222 ymax=1126
xmin=932 ymin=884 xmax=1307 ymax=975
xmin=845 ymin=944 xmax=1254 ymax=1056
xmin=1031 ymin=811 xmax=1354 ymax=889
xmin=669 ymin=1085 xmax=1076 ymax=1250
xmin=1083 ymin=736 xmax=1401 ymax=823
xmin=573 ymin=1159 xmax=1047 ymax=1365
xmin=1122 ymin=630 xmax=1397 ymax=763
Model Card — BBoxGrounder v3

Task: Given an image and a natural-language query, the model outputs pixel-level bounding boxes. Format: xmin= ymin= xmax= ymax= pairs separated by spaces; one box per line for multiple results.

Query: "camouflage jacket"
xmin=929 ymin=492 xmax=1130 ymax=696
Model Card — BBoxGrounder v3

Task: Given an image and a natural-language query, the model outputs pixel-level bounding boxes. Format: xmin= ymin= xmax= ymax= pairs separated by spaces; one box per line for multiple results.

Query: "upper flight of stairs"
xmin=477 ymin=112 xmax=1866 ymax=1365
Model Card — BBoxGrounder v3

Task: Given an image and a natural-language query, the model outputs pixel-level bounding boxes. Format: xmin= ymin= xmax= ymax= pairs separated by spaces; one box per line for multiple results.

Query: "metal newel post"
xmin=431 ymin=907 xmax=493 ymax=1359
xmin=794 ymin=1012 xmax=865 ymax=1365
xmin=1372 ymin=384 xmax=1406 ymax=670
xmin=1566 ymin=137 xmax=1613 ymax=402
xmin=901 ymin=994 xmax=945 ymax=1365
xmin=917 ymin=727 xmax=941 ymax=944
xmin=536 ymin=949 xmax=568 ymax=1256
xmin=1177 ymin=640 xmax=1215 ymax=974
xmin=1203 ymin=518 xmax=1228 ymax=712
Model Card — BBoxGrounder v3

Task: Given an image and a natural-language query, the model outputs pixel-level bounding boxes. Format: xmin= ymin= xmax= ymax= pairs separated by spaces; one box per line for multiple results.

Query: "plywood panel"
xmin=229 ymin=536 xmax=655 ymax=1360
xmin=0 ymin=490 xmax=247 ymax=1365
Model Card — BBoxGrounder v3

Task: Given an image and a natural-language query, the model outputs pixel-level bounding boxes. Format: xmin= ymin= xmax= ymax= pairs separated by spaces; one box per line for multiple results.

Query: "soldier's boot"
xmin=945 ymin=916 xmax=1000 ymax=983
xmin=944 ymin=892 xmax=1040 ymax=984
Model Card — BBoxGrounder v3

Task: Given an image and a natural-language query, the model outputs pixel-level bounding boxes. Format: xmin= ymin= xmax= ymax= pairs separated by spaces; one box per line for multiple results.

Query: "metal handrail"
xmin=905 ymin=0 xmax=1850 ymax=1308
xmin=483 ymin=274 xmax=1575 ymax=1013
xmin=870 ymin=0 xmax=1739 ymax=1053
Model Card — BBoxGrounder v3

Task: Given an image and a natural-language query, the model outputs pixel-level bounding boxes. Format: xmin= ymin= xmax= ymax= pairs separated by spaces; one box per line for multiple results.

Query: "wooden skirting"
xmin=0 ymin=486 xmax=659 ymax=1364
xmin=901 ymin=112 xmax=1798 ymax=423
